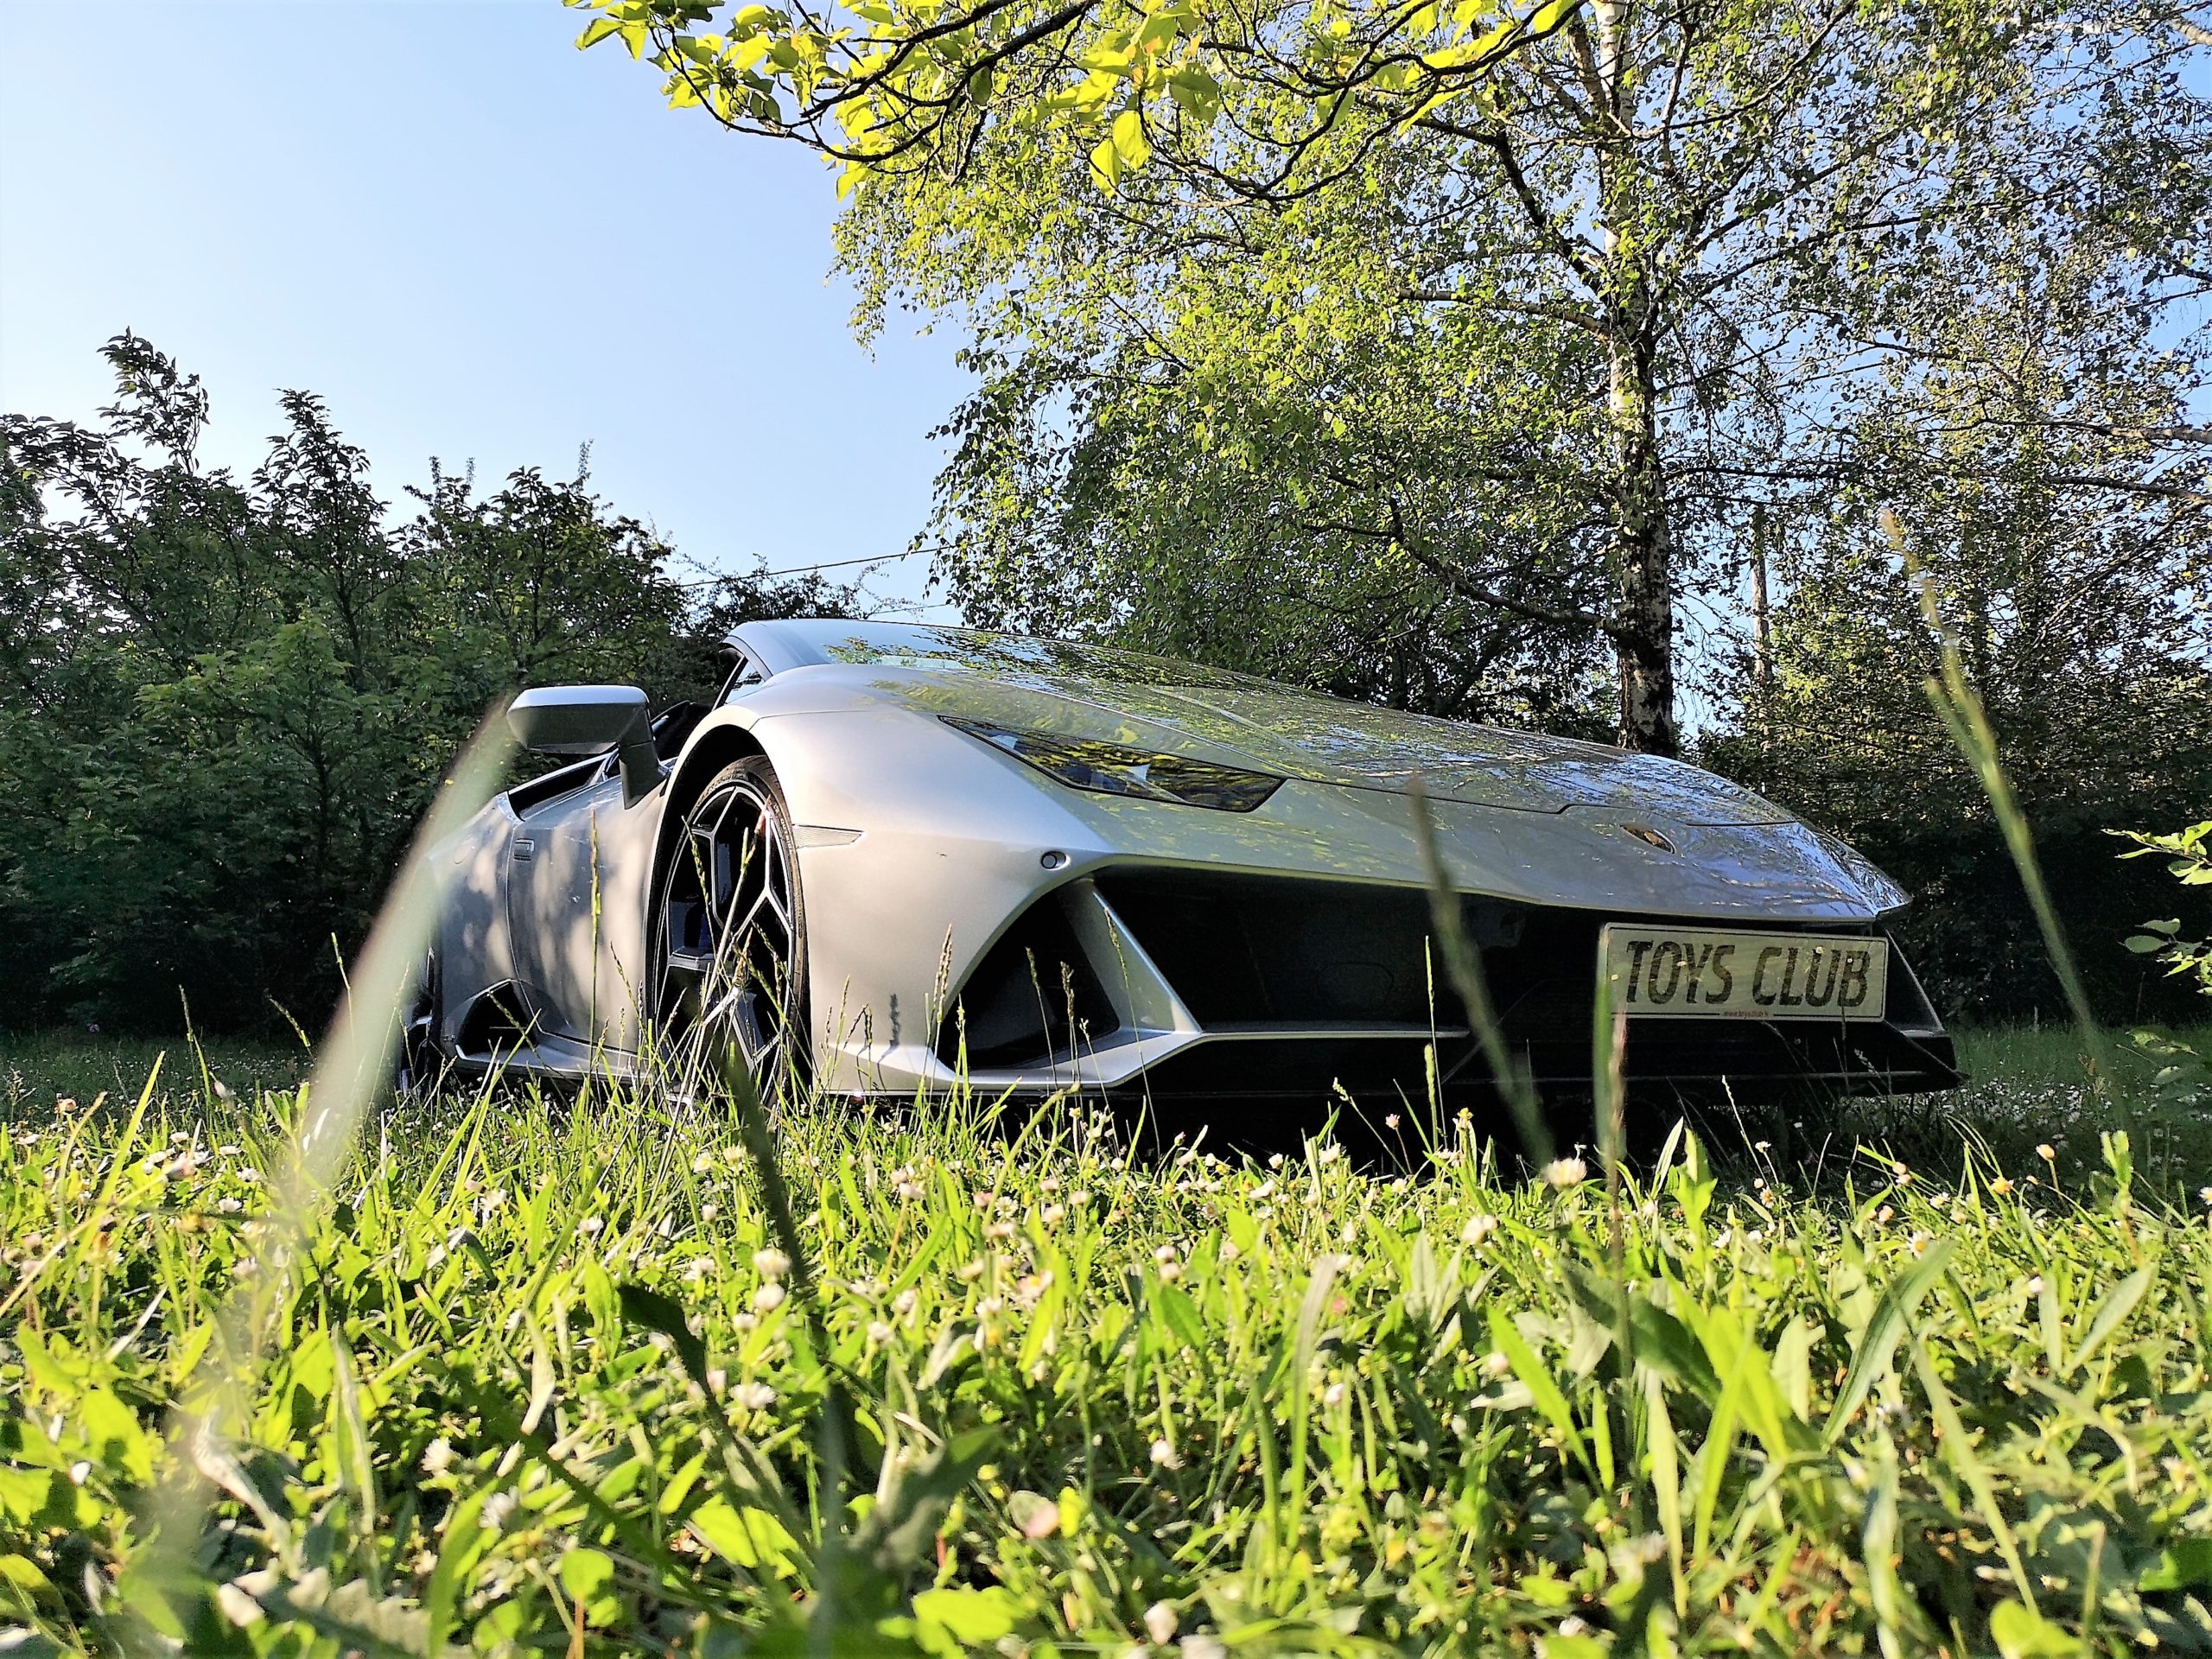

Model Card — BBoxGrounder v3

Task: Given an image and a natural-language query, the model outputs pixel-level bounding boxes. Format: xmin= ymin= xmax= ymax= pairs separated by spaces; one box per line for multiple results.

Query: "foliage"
xmin=2118 ymin=823 xmax=2212 ymax=1118
xmin=563 ymin=0 xmax=1571 ymax=196
xmin=1701 ymin=421 xmax=2212 ymax=1022
xmin=0 ymin=335 xmax=848 ymax=1036
xmin=2122 ymin=823 xmax=2212 ymax=1004
xmin=787 ymin=0 xmax=2211 ymax=753
xmin=7 ymin=1061 xmax=2212 ymax=1655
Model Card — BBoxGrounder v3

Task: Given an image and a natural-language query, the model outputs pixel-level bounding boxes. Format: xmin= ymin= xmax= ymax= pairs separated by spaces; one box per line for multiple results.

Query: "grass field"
xmin=4 ymin=1025 xmax=2212 ymax=1656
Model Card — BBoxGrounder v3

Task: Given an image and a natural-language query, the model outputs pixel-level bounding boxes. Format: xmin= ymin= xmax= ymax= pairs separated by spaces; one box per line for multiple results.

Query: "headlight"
xmin=944 ymin=718 xmax=1283 ymax=812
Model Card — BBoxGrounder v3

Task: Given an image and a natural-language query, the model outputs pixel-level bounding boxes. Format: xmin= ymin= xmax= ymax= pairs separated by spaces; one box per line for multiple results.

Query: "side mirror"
xmin=508 ymin=685 xmax=659 ymax=805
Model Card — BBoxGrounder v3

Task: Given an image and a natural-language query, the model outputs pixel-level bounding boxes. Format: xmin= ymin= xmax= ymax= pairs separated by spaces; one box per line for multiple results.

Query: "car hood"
xmin=874 ymin=662 xmax=1793 ymax=826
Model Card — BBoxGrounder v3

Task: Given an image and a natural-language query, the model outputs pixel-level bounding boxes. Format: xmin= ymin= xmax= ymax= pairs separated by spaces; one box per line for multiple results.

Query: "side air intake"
xmin=935 ymin=896 xmax=1122 ymax=1069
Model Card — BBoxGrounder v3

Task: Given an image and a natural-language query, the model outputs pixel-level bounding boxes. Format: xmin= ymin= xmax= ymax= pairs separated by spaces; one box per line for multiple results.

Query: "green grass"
xmin=6 ymin=1040 xmax=2212 ymax=1656
xmin=1 ymin=1031 xmax=309 ymax=1112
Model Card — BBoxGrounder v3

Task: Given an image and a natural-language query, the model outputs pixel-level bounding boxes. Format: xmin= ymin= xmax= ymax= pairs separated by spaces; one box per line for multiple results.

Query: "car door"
xmin=506 ymin=728 xmax=685 ymax=1055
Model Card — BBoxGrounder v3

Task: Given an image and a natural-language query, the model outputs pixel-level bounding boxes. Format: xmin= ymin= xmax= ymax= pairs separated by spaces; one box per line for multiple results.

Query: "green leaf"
xmin=690 ymin=1498 xmax=802 ymax=1574
xmin=1111 ymin=107 xmax=1153 ymax=169
xmin=1823 ymin=1236 xmax=1955 ymax=1441
xmin=620 ymin=1281 xmax=708 ymax=1379
xmin=557 ymin=1546 xmax=617 ymax=1606
xmin=912 ymin=1586 xmax=1021 ymax=1646
xmin=1989 ymin=1599 xmax=2084 ymax=1658
xmin=1090 ymin=135 xmax=1122 ymax=192
xmin=2141 ymin=1538 xmax=2212 ymax=1592
xmin=1155 ymin=1282 xmax=1207 ymax=1349
xmin=1485 ymin=1304 xmax=1592 ymax=1477
xmin=2069 ymin=1265 xmax=2151 ymax=1374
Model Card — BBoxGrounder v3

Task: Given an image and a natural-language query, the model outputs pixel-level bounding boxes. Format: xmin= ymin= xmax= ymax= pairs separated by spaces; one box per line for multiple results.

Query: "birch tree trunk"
xmin=1592 ymin=0 xmax=1679 ymax=756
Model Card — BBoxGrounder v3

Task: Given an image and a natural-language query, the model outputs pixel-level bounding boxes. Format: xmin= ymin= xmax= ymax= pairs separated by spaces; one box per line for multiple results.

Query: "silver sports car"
xmin=404 ymin=619 xmax=1958 ymax=1126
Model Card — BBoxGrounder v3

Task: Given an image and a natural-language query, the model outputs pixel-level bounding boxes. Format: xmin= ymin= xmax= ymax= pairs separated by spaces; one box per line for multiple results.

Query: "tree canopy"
xmin=0 ymin=335 xmax=847 ymax=1032
xmin=578 ymin=0 xmax=2211 ymax=760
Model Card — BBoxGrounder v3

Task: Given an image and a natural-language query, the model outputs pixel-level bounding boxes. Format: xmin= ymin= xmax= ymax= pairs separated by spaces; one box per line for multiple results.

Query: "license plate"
xmin=1599 ymin=925 xmax=1889 ymax=1020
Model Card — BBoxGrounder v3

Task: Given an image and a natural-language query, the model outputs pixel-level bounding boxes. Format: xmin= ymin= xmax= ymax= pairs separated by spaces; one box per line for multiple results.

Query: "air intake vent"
xmin=937 ymin=897 xmax=1122 ymax=1069
xmin=1093 ymin=869 xmax=1523 ymax=1027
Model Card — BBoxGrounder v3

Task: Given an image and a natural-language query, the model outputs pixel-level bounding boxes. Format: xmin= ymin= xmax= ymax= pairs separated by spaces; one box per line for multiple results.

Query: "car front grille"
xmin=934 ymin=867 xmax=1958 ymax=1098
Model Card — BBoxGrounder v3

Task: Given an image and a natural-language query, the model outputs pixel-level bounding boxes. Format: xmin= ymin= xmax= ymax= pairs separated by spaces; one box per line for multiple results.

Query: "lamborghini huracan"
xmin=401 ymin=620 xmax=1959 ymax=1125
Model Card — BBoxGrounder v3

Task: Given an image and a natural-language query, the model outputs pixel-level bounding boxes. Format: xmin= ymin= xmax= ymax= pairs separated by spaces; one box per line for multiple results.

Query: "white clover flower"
xmin=1155 ymin=1243 xmax=1179 ymax=1265
xmin=1483 ymin=1351 xmax=1512 ymax=1377
xmin=421 ymin=1437 xmax=455 ymax=1476
xmin=1267 ymin=1153 xmax=1285 ymax=1170
xmin=1148 ymin=1438 xmax=1180 ymax=1468
xmin=580 ymin=1215 xmax=604 ymax=1235
xmin=734 ymin=1382 xmax=776 ymax=1411
xmin=868 ymin=1320 xmax=894 ymax=1344
xmin=1323 ymin=1382 xmax=1346 ymax=1408
xmin=1319 ymin=1144 xmax=1344 ymax=1165
xmin=1461 ymin=1214 xmax=1498 ymax=1248
xmin=893 ymin=1288 xmax=919 ymax=1317
xmin=2026 ymin=1275 xmax=2045 ymax=1296
xmin=1160 ymin=1261 xmax=1183 ymax=1282
xmin=700 ymin=1202 xmax=720 ymax=1221
xmin=480 ymin=1491 xmax=518 ymax=1532
xmin=753 ymin=1282 xmax=786 ymax=1313
xmin=217 ymin=1197 xmax=243 ymax=1215
xmin=753 ymin=1248 xmax=791 ymax=1280
xmin=734 ymin=1311 xmax=759 ymax=1332
xmin=1542 ymin=1157 xmax=1587 ymax=1189
xmin=1143 ymin=1602 xmax=1179 ymax=1645
xmin=1042 ymin=1204 xmax=1065 ymax=1226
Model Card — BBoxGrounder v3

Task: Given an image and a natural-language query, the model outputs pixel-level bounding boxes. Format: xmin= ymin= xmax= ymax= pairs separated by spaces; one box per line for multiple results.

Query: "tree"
xmin=578 ymin=0 xmax=2211 ymax=752
xmin=1702 ymin=316 xmax=2212 ymax=1020
xmin=0 ymin=335 xmax=847 ymax=1032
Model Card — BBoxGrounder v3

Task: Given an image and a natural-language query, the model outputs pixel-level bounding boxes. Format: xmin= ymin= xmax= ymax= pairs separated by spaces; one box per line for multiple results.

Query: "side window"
xmin=719 ymin=648 xmax=768 ymax=702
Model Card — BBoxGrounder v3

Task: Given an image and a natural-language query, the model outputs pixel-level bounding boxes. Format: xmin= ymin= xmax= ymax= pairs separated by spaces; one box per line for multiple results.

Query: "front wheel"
xmin=652 ymin=756 xmax=809 ymax=1102
xmin=394 ymin=950 xmax=442 ymax=1096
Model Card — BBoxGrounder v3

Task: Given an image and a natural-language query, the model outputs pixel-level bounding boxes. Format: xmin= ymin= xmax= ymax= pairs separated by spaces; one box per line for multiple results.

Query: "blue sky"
xmin=0 ymin=0 xmax=968 ymax=615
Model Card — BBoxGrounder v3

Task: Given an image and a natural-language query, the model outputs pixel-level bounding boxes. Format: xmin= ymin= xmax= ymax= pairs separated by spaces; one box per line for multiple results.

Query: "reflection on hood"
xmin=791 ymin=620 xmax=1790 ymax=826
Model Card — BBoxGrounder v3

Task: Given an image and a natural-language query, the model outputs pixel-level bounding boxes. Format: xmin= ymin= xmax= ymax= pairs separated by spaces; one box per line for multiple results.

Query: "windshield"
xmin=774 ymin=620 xmax=1317 ymax=696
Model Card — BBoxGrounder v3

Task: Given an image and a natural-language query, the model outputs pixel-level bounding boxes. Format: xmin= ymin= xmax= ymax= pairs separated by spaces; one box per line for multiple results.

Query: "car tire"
xmin=652 ymin=755 xmax=810 ymax=1101
xmin=394 ymin=950 xmax=442 ymax=1096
